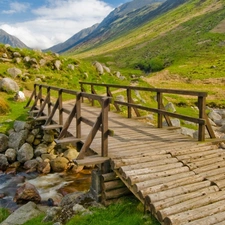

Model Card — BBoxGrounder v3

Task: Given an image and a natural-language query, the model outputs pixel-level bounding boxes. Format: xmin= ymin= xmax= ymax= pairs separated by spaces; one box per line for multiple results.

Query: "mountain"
xmin=47 ymin=0 xmax=166 ymax=53
xmin=0 ymin=29 xmax=28 ymax=48
xmin=45 ymin=23 xmax=99 ymax=53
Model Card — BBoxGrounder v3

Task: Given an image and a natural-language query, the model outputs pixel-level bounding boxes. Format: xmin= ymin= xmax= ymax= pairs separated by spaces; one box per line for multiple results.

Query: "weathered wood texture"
xmin=31 ymin=96 xmax=225 ymax=225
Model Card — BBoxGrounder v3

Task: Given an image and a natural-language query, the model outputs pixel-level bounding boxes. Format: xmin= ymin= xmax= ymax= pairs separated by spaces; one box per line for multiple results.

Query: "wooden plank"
xmin=42 ymin=124 xmax=63 ymax=130
xmin=74 ymin=156 xmax=109 ymax=166
xmin=35 ymin=116 xmax=49 ymax=121
xmin=55 ymin=137 xmax=80 ymax=144
xmin=150 ymin=185 xmax=219 ymax=214
xmin=157 ymin=190 xmax=225 ymax=222
xmin=164 ymin=199 xmax=225 ymax=225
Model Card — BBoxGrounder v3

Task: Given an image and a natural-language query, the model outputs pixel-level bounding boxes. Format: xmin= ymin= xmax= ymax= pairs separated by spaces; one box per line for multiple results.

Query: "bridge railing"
xmin=25 ymin=83 xmax=111 ymax=159
xmin=80 ymin=82 xmax=215 ymax=142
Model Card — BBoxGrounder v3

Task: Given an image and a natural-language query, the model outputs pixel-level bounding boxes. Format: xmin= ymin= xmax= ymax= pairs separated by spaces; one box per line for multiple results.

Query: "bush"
xmin=0 ymin=96 xmax=10 ymax=115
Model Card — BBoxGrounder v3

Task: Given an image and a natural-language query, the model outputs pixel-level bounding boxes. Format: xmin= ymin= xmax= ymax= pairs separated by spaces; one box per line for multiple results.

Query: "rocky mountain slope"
xmin=0 ymin=29 xmax=29 ymax=49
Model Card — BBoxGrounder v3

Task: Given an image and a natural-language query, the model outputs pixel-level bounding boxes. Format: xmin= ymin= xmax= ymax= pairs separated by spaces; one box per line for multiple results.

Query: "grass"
xmin=22 ymin=214 xmax=53 ymax=225
xmin=0 ymin=92 xmax=28 ymax=133
xmin=0 ymin=208 xmax=10 ymax=223
xmin=66 ymin=197 xmax=159 ymax=225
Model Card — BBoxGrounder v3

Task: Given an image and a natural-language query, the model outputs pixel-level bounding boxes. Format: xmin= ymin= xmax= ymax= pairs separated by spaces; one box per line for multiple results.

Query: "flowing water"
xmin=0 ymin=169 xmax=91 ymax=212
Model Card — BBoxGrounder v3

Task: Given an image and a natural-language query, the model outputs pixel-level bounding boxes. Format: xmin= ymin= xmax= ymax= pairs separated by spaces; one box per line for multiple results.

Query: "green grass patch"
xmin=23 ymin=214 xmax=53 ymax=225
xmin=0 ymin=92 xmax=28 ymax=133
xmin=0 ymin=208 xmax=10 ymax=223
xmin=66 ymin=197 xmax=159 ymax=225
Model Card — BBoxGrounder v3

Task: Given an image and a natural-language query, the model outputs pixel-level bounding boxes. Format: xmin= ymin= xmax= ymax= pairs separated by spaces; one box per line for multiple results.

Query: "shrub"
xmin=0 ymin=96 xmax=10 ymax=115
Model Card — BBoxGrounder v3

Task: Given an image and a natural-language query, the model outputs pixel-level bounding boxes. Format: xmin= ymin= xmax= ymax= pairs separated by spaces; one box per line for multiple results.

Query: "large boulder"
xmin=17 ymin=143 xmax=34 ymax=163
xmin=0 ymin=154 xmax=9 ymax=171
xmin=54 ymin=60 xmax=61 ymax=70
xmin=63 ymin=148 xmax=79 ymax=161
xmin=13 ymin=120 xmax=30 ymax=132
xmin=0 ymin=201 xmax=44 ymax=225
xmin=14 ymin=91 xmax=26 ymax=102
xmin=7 ymin=67 xmax=22 ymax=78
xmin=5 ymin=148 xmax=17 ymax=163
xmin=0 ymin=133 xmax=9 ymax=152
xmin=50 ymin=157 xmax=69 ymax=172
xmin=93 ymin=61 xmax=103 ymax=75
xmin=14 ymin=183 xmax=41 ymax=204
xmin=0 ymin=77 xmax=19 ymax=93
xmin=8 ymin=130 xmax=29 ymax=150
xmin=34 ymin=143 xmax=48 ymax=157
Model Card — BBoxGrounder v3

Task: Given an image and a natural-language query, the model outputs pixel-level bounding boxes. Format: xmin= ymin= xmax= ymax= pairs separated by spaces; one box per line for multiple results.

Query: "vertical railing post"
xmin=91 ymin=84 xmax=95 ymax=106
xmin=47 ymin=87 xmax=51 ymax=116
xmin=39 ymin=85 xmax=43 ymax=107
xmin=101 ymin=97 xmax=109 ymax=157
xmin=127 ymin=88 xmax=132 ymax=118
xmin=198 ymin=96 xmax=206 ymax=141
xmin=58 ymin=89 xmax=63 ymax=125
xmin=106 ymin=86 xmax=111 ymax=111
xmin=80 ymin=83 xmax=84 ymax=103
xmin=76 ymin=92 xmax=81 ymax=138
xmin=157 ymin=92 xmax=163 ymax=128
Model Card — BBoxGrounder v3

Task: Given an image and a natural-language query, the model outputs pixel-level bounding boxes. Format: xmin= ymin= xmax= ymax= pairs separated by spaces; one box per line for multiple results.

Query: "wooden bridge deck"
xmin=40 ymin=100 xmax=225 ymax=225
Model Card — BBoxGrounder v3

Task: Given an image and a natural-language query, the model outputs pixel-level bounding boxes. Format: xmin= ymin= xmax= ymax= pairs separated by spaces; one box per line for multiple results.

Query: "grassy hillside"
xmin=68 ymin=0 xmax=225 ymax=107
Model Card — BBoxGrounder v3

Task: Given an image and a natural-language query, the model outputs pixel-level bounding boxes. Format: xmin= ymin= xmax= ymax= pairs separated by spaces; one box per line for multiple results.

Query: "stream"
xmin=0 ymin=169 xmax=92 ymax=212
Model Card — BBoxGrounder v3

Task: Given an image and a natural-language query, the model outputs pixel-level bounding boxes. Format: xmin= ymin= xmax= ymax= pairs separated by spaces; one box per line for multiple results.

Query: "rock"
xmin=41 ymin=153 xmax=56 ymax=161
xmin=37 ymin=161 xmax=51 ymax=174
xmin=0 ymin=133 xmax=9 ymax=152
xmin=17 ymin=143 xmax=34 ymax=163
xmin=54 ymin=60 xmax=61 ymax=70
xmin=5 ymin=148 xmax=17 ymax=163
xmin=165 ymin=102 xmax=176 ymax=113
xmin=60 ymin=192 xmax=84 ymax=207
xmin=214 ymin=119 xmax=225 ymax=126
xmin=15 ymin=58 xmax=22 ymax=64
xmin=14 ymin=91 xmax=26 ymax=102
xmin=13 ymin=120 xmax=29 ymax=132
xmin=8 ymin=130 xmax=29 ymax=150
xmin=73 ymin=204 xmax=86 ymax=213
xmin=208 ymin=110 xmax=222 ymax=122
xmin=63 ymin=148 xmax=79 ymax=161
xmin=218 ymin=124 xmax=225 ymax=133
xmin=93 ymin=61 xmax=103 ymax=75
xmin=39 ymin=59 xmax=46 ymax=67
xmin=14 ymin=182 xmax=41 ymax=204
xmin=50 ymin=157 xmax=69 ymax=172
xmin=179 ymin=127 xmax=195 ymax=137
xmin=43 ymin=133 xmax=55 ymax=143
xmin=116 ymin=95 xmax=125 ymax=102
xmin=1 ymin=201 xmax=44 ymax=225
xmin=23 ymin=159 xmax=38 ymax=171
xmin=7 ymin=67 xmax=22 ymax=78
xmin=103 ymin=66 xmax=110 ymax=73
xmin=23 ymin=56 xmax=30 ymax=63
xmin=163 ymin=118 xmax=180 ymax=127
xmin=26 ymin=134 xmax=35 ymax=144
xmin=115 ymin=71 xmax=121 ymax=78
xmin=0 ymin=77 xmax=19 ymax=93
xmin=42 ymin=207 xmax=62 ymax=223
xmin=35 ymin=143 xmax=48 ymax=157
xmin=0 ymin=154 xmax=9 ymax=171
xmin=13 ymin=52 xmax=21 ymax=57
xmin=67 ymin=64 xmax=74 ymax=70
xmin=2 ymin=53 xmax=8 ymax=58
xmin=30 ymin=58 xmax=38 ymax=64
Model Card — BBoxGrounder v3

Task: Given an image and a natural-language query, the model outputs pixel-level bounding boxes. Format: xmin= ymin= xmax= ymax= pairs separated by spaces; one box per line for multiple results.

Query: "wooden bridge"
xmin=25 ymin=82 xmax=225 ymax=225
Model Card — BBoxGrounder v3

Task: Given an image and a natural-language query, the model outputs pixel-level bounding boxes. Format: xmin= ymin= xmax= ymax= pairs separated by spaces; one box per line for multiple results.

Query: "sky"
xmin=0 ymin=0 xmax=131 ymax=49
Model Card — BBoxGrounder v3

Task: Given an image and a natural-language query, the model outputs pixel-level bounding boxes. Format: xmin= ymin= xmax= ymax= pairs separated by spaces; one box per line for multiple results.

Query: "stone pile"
xmin=0 ymin=120 xmax=80 ymax=174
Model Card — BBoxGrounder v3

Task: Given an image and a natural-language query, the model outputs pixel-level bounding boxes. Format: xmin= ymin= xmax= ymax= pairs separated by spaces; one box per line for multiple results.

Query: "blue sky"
xmin=0 ymin=0 xmax=131 ymax=49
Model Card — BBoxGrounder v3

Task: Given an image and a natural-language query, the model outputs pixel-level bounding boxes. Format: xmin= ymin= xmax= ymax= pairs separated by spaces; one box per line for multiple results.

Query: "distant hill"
xmin=0 ymin=29 xmax=28 ymax=48
xmin=47 ymin=0 xmax=166 ymax=53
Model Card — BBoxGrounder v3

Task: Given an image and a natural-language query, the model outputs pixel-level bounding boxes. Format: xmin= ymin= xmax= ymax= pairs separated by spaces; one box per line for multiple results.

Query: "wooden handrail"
xmin=25 ymin=84 xmax=112 ymax=159
xmin=80 ymin=82 xmax=216 ymax=141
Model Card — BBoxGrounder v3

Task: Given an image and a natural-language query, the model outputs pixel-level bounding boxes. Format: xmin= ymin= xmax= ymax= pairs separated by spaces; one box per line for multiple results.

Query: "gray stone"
xmin=93 ymin=61 xmax=103 ymax=75
xmin=39 ymin=59 xmax=46 ymax=67
xmin=116 ymin=95 xmax=125 ymax=102
xmin=23 ymin=56 xmax=30 ymax=63
xmin=73 ymin=204 xmax=86 ymax=213
xmin=208 ymin=110 xmax=222 ymax=122
xmin=103 ymin=66 xmax=110 ymax=73
xmin=30 ymin=58 xmax=38 ymax=64
xmin=14 ymin=91 xmax=26 ymax=102
xmin=0 ymin=77 xmax=19 ymax=93
xmin=13 ymin=52 xmax=21 ymax=57
xmin=2 ymin=53 xmax=8 ymax=58
xmin=15 ymin=58 xmax=22 ymax=64
xmin=0 ymin=201 xmax=43 ymax=225
xmin=165 ymin=102 xmax=176 ymax=113
xmin=8 ymin=130 xmax=29 ymax=150
xmin=7 ymin=67 xmax=22 ymax=78
xmin=17 ymin=143 xmax=34 ymax=163
xmin=214 ymin=119 xmax=225 ymax=127
xmin=41 ymin=153 xmax=56 ymax=161
xmin=54 ymin=60 xmax=61 ymax=70
xmin=0 ymin=154 xmax=9 ymax=171
xmin=35 ymin=143 xmax=48 ymax=157
xmin=180 ymin=127 xmax=195 ymax=138
xmin=26 ymin=134 xmax=35 ymax=144
xmin=163 ymin=118 xmax=180 ymax=127
xmin=13 ymin=120 xmax=27 ymax=132
xmin=0 ymin=133 xmax=9 ymax=152
xmin=5 ymin=148 xmax=17 ymax=163
xmin=42 ymin=207 xmax=62 ymax=223
xmin=67 ymin=64 xmax=75 ymax=70
xmin=24 ymin=159 xmax=38 ymax=170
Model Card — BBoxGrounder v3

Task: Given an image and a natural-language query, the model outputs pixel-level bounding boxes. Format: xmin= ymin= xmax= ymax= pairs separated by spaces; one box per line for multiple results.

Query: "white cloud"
xmin=2 ymin=2 xmax=30 ymax=14
xmin=0 ymin=0 xmax=113 ymax=49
